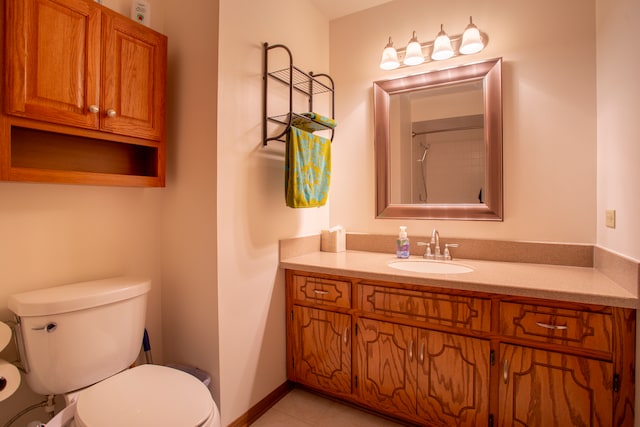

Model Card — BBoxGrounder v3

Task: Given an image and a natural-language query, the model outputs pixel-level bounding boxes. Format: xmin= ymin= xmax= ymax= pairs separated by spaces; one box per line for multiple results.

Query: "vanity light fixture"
xmin=379 ymin=16 xmax=487 ymax=70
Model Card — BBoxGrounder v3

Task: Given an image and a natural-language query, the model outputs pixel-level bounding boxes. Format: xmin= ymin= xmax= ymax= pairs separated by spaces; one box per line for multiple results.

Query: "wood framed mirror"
xmin=374 ymin=58 xmax=503 ymax=220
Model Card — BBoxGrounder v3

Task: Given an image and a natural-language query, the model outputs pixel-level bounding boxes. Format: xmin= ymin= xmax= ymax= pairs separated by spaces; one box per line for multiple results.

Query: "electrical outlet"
xmin=605 ymin=209 xmax=616 ymax=228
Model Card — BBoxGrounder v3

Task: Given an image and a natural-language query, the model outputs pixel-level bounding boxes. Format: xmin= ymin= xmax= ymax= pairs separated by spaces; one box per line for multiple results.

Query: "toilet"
xmin=8 ymin=277 xmax=220 ymax=427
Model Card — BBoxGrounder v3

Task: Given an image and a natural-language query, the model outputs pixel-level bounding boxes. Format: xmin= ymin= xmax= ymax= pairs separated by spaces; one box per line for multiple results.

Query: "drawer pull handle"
xmin=343 ymin=327 xmax=349 ymax=345
xmin=409 ymin=340 xmax=414 ymax=362
xmin=419 ymin=342 xmax=425 ymax=365
xmin=535 ymin=322 xmax=568 ymax=330
xmin=503 ymin=360 xmax=509 ymax=384
xmin=313 ymin=289 xmax=329 ymax=295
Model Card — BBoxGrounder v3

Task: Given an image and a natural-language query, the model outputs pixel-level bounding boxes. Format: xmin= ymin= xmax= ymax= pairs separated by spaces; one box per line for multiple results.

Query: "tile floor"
xmin=251 ymin=387 xmax=408 ymax=427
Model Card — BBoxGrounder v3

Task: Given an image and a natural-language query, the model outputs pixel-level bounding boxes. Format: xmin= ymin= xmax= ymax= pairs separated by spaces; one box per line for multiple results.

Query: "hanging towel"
xmin=285 ymin=126 xmax=331 ymax=208
xmin=291 ymin=112 xmax=337 ymax=132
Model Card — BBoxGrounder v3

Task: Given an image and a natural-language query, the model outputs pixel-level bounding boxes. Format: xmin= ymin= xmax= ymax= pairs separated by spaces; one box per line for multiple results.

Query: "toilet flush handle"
xmin=32 ymin=322 xmax=57 ymax=333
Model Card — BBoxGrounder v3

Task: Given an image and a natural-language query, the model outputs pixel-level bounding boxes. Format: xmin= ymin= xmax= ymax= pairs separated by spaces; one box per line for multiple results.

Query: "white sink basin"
xmin=388 ymin=259 xmax=474 ymax=274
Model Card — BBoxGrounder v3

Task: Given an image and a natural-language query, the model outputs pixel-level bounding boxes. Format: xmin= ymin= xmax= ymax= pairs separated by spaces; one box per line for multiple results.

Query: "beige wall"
xmin=596 ymin=0 xmax=640 ymax=261
xmin=160 ymin=0 xmax=220 ymax=411
xmin=330 ymin=0 xmax=598 ymax=244
xmin=216 ymin=1 xmax=330 ymax=423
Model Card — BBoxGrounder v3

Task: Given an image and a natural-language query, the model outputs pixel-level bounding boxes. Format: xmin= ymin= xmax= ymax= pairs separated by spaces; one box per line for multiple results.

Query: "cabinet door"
xmin=290 ymin=306 xmax=351 ymax=395
xmin=416 ymin=330 xmax=490 ymax=426
xmin=5 ymin=0 xmax=100 ymax=128
xmin=356 ymin=318 xmax=417 ymax=416
xmin=499 ymin=344 xmax=613 ymax=427
xmin=101 ymin=12 xmax=167 ymax=140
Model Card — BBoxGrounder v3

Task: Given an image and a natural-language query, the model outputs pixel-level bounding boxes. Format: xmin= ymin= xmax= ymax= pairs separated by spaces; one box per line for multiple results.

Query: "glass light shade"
xmin=403 ymin=31 xmax=424 ymax=66
xmin=379 ymin=37 xmax=400 ymax=70
xmin=460 ymin=17 xmax=484 ymax=54
xmin=431 ymin=25 xmax=454 ymax=60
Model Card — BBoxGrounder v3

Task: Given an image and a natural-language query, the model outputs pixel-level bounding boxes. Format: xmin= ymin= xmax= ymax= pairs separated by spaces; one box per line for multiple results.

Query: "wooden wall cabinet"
xmin=1 ymin=0 xmax=167 ymax=186
xmin=285 ymin=269 xmax=636 ymax=427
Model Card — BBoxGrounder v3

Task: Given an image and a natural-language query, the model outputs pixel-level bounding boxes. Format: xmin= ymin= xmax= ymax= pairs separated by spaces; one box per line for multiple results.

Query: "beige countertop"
xmin=280 ymin=250 xmax=639 ymax=309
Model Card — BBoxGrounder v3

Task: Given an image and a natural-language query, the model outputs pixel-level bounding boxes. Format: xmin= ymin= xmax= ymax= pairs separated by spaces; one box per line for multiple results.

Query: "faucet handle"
xmin=417 ymin=242 xmax=434 ymax=259
xmin=443 ymin=243 xmax=460 ymax=261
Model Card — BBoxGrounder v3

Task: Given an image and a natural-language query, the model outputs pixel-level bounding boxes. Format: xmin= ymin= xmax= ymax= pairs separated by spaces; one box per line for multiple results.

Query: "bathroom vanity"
xmin=282 ymin=247 xmax=637 ymax=427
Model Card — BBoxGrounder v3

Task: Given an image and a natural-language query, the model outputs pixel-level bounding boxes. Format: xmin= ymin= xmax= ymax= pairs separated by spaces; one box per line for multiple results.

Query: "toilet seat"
xmin=74 ymin=364 xmax=215 ymax=427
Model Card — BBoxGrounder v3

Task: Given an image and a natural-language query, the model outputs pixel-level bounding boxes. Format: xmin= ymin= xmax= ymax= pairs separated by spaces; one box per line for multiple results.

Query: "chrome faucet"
xmin=419 ymin=229 xmax=461 ymax=260
xmin=431 ymin=229 xmax=442 ymax=260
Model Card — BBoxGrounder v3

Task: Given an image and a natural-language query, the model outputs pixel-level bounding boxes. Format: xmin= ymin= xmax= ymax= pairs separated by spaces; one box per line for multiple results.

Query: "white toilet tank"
xmin=8 ymin=277 xmax=151 ymax=396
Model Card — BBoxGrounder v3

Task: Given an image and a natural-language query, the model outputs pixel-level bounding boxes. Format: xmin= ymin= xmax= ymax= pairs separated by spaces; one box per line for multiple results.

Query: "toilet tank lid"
xmin=8 ymin=277 xmax=151 ymax=317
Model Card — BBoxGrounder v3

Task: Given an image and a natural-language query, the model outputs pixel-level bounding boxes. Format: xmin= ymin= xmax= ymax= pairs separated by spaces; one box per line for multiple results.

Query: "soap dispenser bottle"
xmin=396 ymin=226 xmax=410 ymax=258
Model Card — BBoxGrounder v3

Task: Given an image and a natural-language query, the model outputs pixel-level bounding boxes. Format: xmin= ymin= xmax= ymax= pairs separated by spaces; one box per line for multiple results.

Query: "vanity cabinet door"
xmin=356 ymin=318 xmax=417 ymax=417
xmin=498 ymin=344 xmax=613 ymax=427
xmin=290 ymin=305 xmax=351 ymax=395
xmin=416 ymin=330 xmax=490 ymax=426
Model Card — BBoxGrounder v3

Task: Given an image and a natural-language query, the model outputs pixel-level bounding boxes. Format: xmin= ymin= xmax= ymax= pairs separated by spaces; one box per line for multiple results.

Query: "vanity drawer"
xmin=292 ymin=274 xmax=351 ymax=308
xmin=358 ymin=284 xmax=491 ymax=332
xmin=500 ymin=302 xmax=613 ymax=354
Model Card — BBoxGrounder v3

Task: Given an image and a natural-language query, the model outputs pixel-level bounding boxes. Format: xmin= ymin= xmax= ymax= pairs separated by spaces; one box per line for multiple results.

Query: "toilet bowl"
xmin=70 ymin=365 xmax=220 ymax=427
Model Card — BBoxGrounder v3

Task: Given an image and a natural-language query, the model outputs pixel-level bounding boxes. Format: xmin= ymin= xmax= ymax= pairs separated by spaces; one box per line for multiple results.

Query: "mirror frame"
xmin=374 ymin=58 xmax=503 ymax=220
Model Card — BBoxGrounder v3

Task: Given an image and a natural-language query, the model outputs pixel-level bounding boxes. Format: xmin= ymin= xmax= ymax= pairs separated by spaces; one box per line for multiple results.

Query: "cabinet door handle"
xmin=343 ymin=327 xmax=349 ymax=345
xmin=535 ymin=321 xmax=568 ymax=330
xmin=409 ymin=340 xmax=414 ymax=362
xmin=88 ymin=105 xmax=99 ymax=114
xmin=106 ymin=109 xmax=117 ymax=118
xmin=503 ymin=360 xmax=509 ymax=384
xmin=313 ymin=289 xmax=329 ymax=295
xmin=419 ymin=342 xmax=425 ymax=365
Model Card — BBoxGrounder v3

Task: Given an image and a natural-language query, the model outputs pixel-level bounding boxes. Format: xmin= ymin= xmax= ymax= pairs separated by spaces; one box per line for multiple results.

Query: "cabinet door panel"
xmin=499 ymin=344 xmax=613 ymax=427
xmin=356 ymin=318 xmax=416 ymax=415
xmin=5 ymin=0 xmax=100 ymax=128
xmin=417 ymin=330 xmax=490 ymax=426
xmin=101 ymin=13 xmax=166 ymax=140
xmin=291 ymin=306 xmax=351 ymax=395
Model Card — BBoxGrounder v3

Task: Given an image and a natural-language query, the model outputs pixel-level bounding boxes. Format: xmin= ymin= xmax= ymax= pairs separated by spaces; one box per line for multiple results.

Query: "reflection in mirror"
xmin=374 ymin=58 xmax=503 ymax=220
